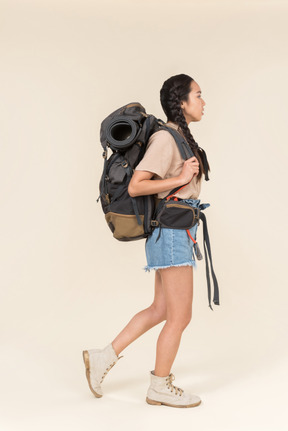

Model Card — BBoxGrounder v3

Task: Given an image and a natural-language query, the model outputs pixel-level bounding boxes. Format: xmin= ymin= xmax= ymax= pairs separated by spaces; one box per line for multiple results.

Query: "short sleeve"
xmin=134 ymin=130 xmax=174 ymax=179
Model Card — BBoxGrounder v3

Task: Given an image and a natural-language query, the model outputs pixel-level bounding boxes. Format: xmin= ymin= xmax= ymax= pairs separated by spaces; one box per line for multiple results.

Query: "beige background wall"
xmin=1 ymin=0 xmax=287 ymax=430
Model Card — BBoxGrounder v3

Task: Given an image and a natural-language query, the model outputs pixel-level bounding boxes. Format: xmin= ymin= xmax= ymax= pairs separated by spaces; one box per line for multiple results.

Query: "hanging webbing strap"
xmin=131 ymin=196 xmax=142 ymax=225
xmin=198 ymin=211 xmax=220 ymax=310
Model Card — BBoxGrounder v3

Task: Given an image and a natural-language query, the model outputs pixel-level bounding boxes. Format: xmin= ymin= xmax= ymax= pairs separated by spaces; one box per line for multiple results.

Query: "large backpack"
xmin=98 ymin=102 xmax=194 ymax=241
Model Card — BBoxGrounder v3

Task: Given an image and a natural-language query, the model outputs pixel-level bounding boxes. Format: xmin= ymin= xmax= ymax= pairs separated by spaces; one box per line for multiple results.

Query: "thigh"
xmin=158 ymin=266 xmax=194 ymax=321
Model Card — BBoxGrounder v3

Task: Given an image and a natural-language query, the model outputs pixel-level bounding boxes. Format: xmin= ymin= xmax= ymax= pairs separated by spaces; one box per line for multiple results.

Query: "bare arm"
xmin=128 ymin=156 xmax=200 ymax=197
xmin=128 ymin=170 xmax=184 ymax=197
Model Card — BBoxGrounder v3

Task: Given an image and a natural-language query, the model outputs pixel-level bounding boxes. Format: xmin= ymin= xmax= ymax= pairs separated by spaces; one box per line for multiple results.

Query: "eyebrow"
xmin=196 ymin=91 xmax=202 ymax=94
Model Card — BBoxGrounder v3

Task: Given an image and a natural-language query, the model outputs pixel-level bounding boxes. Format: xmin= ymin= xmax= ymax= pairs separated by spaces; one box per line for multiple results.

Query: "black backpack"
xmin=97 ymin=102 xmax=194 ymax=241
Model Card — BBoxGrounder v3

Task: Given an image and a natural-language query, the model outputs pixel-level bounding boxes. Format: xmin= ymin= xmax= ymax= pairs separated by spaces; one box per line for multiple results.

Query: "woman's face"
xmin=180 ymin=81 xmax=206 ymax=123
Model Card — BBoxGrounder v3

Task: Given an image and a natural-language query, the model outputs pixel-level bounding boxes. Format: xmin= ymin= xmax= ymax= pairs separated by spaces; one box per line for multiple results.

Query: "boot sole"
xmin=146 ymin=396 xmax=201 ymax=408
xmin=82 ymin=350 xmax=102 ymax=398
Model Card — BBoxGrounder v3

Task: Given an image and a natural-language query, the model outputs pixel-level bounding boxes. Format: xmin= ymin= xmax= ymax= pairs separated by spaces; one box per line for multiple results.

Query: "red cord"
xmin=186 ymin=228 xmax=196 ymax=244
xmin=166 ymin=184 xmax=187 ymax=200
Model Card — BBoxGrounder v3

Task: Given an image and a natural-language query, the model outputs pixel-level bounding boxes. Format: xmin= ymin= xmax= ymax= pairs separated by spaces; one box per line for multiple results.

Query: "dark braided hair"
xmin=160 ymin=74 xmax=210 ymax=182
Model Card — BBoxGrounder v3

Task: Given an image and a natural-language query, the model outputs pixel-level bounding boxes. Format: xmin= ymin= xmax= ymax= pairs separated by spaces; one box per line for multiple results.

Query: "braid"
xmin=165 ymin=85 xmax=210 ymax=182
xmin=177 ymin=108 xmax=210 ymax=182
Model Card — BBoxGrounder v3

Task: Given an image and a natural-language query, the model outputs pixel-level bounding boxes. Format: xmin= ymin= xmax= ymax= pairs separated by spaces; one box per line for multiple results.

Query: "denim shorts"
xmin=144 ymin=199 xmax=210 ymax=272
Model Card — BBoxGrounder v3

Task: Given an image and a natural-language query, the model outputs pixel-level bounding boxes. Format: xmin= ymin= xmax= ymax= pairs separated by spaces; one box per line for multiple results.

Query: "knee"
xmin=167 ymin=312 xmax=192 ymax=331
xmin=149 ymin=303 xmax=167 ymax=323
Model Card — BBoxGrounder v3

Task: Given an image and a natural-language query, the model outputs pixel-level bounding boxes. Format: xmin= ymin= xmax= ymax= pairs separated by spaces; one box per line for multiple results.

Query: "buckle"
xmin=151 ymin=220 xmax=159 ymax=227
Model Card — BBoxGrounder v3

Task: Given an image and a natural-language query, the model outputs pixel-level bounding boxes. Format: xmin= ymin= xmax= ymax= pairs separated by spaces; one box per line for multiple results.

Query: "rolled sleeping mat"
xmin=106 ymin=116 xmax=141 ymax=151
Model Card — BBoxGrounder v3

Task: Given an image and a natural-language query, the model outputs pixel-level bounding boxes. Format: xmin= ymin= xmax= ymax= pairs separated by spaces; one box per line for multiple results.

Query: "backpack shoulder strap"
xmin=153 ymin=125 xmax=195 ymax=201
xmin=158 ymin=125 xmax=194 ymax=160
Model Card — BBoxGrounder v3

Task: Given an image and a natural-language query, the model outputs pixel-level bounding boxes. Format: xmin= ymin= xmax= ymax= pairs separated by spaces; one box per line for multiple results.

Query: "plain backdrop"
xmin=0 ymin=0 xmax=287 ymax=430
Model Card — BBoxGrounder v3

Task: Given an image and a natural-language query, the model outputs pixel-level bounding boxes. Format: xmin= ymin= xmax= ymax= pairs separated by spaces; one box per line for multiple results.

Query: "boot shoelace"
xmin=100 ymin=355 xmax=124 ymax=383
xmin=165 ymin=373 xmax=184 ymax=396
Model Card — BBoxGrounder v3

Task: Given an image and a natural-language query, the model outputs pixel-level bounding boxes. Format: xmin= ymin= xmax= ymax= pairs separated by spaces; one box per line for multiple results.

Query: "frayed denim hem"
xmin=143 ymin=261 xmax=197 ymax=272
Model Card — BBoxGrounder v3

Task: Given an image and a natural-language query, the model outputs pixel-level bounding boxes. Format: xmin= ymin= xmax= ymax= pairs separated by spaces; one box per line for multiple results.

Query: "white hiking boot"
xmin=146 ymin=370 xmax=201 ymax=408
xmin=82 ymin=343 xmax=124 ymax=397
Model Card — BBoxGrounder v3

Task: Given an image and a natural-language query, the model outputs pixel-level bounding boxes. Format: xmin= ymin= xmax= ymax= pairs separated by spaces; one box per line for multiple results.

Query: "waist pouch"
xmin=153 ymin=200 xmax=200 ymax=230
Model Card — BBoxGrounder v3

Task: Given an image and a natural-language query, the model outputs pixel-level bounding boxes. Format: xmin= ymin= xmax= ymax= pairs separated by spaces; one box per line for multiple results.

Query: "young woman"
xmin=83 ymin=74 xmax=211 ymax=408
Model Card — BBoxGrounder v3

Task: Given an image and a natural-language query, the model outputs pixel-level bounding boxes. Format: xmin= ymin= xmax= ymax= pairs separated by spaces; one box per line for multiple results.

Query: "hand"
xmin=178 ymin=156 xmax=199 ymax=184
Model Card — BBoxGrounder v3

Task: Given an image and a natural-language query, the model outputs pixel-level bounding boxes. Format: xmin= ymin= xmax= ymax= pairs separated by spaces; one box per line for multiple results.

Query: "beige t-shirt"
xmin=135 ymin=121 xmax=202 ymax=199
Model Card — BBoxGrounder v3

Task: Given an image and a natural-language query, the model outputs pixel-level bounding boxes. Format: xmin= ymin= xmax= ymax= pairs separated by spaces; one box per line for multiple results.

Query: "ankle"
xmin=153 ymin=369 xmax=170 ymax=377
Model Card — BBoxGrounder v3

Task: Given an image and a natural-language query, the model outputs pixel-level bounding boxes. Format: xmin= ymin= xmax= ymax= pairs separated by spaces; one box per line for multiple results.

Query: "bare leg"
xmin=154 ymin=266 xmax=193 ymax=377
xmin=111 ymin=271 xmax=167 ymax=356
